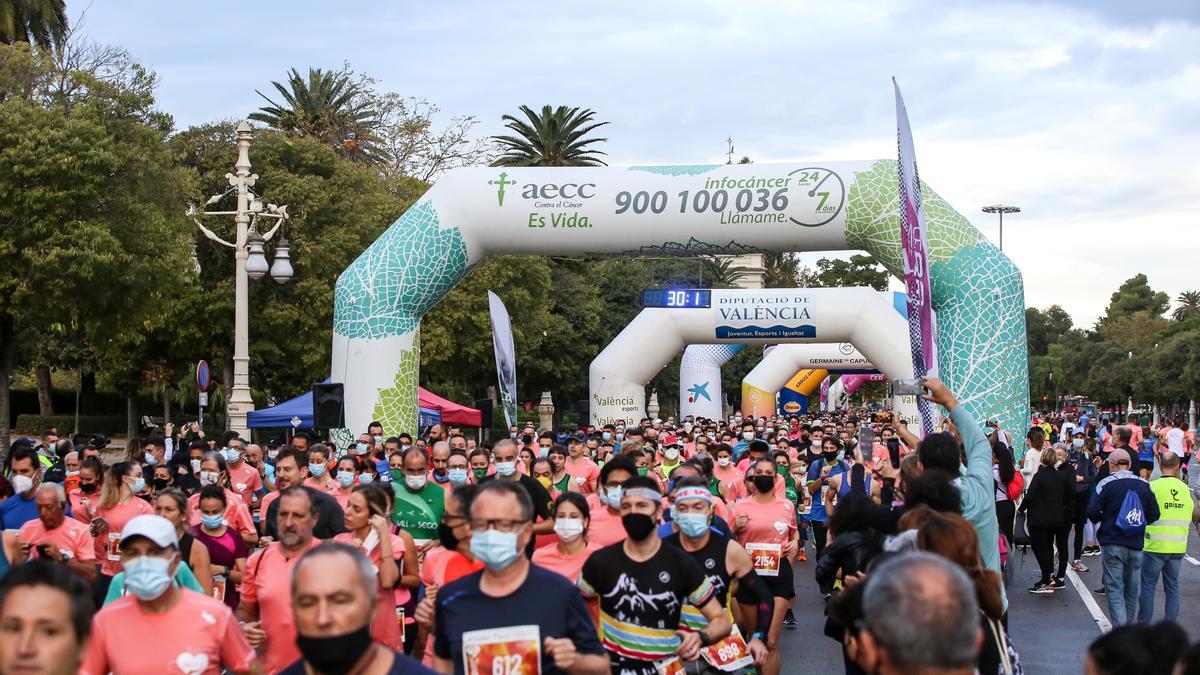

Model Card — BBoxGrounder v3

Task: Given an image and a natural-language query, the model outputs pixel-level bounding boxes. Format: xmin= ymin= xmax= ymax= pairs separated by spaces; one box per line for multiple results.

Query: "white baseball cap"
xmin=119 ymin=514 xmax=179 ymax=549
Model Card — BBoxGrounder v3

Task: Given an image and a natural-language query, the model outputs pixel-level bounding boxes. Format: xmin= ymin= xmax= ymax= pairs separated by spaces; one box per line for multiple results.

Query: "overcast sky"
xmin=79 ymin=0 xmax=1199 ymax=328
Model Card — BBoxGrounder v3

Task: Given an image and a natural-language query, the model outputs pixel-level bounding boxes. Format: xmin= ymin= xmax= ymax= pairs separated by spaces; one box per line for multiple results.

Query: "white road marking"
xmin=1185 ymin=555 xmax=1200 ymax=567
xmin=1066 ymin=568 xmax=1112 ymax=633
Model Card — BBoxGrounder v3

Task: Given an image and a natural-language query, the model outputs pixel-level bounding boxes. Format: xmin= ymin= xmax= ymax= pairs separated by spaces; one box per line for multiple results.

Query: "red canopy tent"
xmin=418 ymin=387 xmax=482 ymax=427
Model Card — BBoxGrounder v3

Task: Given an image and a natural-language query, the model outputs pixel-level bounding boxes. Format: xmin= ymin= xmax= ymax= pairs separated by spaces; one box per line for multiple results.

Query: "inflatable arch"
xmin=589 ymin=287 xmax=919 ymax=426
xmin=744 ymin=292 xmax=905 ymax=417
xmin=679 ymin=344 xmax=744 ymax=421
xmin=332 ymin=160 xmax=1027 ymax=437
xmin=742 ymin=340 xmax=888 ymax=418
xmin=777 ymin=368 xmax=828 ymax=415
xmin=830 ymin=373 xmax=888 ymax=410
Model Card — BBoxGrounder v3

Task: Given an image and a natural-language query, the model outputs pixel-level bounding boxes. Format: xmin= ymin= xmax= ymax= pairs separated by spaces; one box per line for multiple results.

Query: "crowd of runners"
xmin=1 ymin=377 xmax=1200 ymax=673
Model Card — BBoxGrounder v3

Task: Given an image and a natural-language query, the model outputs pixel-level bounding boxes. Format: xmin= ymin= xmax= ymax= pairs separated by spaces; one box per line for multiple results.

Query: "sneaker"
xmin=1050 ymin=577 xmax=1066 ymax=589
xmin=797 ymin=549 xmax=807 ymax=562
xmin=1086 ymin=547 xmax=1102 ymax=557
xmin=1029 ymin=582 xmax=1054 ymax=594
xmin=1094 ymin=586 xmax=1106 ymax=595
xmin=782 ymin=609 xmax=796 ymax=627
xmin=1071 ymin=561 xmax=1089 ymax=573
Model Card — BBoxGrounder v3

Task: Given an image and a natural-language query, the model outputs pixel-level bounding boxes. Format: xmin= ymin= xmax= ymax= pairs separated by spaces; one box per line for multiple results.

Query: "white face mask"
xmin=190 ymin=459 xmax=202 ymax=473
xmin=664 ymin=448 xmax=679 ymax=461
xmin=199 ymin=471 xmax=219 ymax=486
xmin=404 ymin=474 xmax=427 ymax=490
xmin=554 ymin=517 xmax=585 ymax=542
xmin=11 ymin=474 xmax=33 ymax=495
xmin=743 ymin=432 xmax=755 ymax=441
xmin=717 ymin=457 xmax=731 ymax=467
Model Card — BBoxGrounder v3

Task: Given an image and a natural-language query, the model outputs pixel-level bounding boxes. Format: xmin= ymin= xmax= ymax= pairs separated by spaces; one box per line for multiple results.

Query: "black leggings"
xmin=812 ymin=521 xmax=828 ymax=559
xmin=1030 ymin=526 xmax=1056 ymax=584
xmin=1054 ymin=525 xmax=1070 ymax=578
xmin=995 ymin=500 xmax=1015 ymax=545
xmin=1071 ymin=495 xmax=1089 ymax=561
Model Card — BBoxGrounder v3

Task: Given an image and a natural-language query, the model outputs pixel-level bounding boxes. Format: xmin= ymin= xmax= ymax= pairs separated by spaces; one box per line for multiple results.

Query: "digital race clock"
xmin=641 ymin=289 xmax=712 ymax=309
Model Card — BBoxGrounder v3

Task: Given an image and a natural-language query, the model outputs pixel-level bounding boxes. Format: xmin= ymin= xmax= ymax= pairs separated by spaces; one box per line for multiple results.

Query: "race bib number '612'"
xmin=462 ymin=624 xmax=541 ymax=675
xmin=746 ymin=543 xmax=782 ymax=577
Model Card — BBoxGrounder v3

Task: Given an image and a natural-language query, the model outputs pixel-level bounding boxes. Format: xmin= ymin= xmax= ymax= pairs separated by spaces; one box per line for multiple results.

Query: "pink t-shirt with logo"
xmin=564 ymin=456 xmax=600 ymax=493
xmin=68 ymin=488 xmax=99 ymax=525
xmin=81 ymin=589 xmax=256 ymax=675
xmin=94 ymin=499 xmax=155 ymax=577
xmin=226 ymin=462 xmax=262 ymax=508
xmin=18 ymin=517 xmax=96 ymax=562
xmin=729 ymin=498 xmax=797 ymax=548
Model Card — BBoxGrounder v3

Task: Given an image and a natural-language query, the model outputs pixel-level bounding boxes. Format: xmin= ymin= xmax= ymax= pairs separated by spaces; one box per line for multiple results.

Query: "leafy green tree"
xmin=0 ymin=41 xmax=193 ymax=447
xmin=492 ymin=105 xmax=609 ymax=167
xmin=250 ymin=67 xmax=386 ymax=164
xmin=1097 ymin=274 xmax=1169 ymax=328
xmin=762 ymin=252 xmax=814 ymax=288
xmin=1025 ymin=305 xmax=1074 ymax=356
xmin=812 ymin=255 xmax=889 ymax=290
xmin=0 ymin=0 xmax=66 ymax=49
xmin=1172 ymin=290 xmax=1200 ymax=321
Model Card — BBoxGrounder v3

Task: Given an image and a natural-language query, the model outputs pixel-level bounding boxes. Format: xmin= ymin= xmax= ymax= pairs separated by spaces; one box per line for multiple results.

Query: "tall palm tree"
xmin=0 ymin=0 xmax=67 ymax=48
xmin=250 ymin=67 xmax=386 ymax=163
xmin=700 ymin=256 xmax=748 ymax=288
xmin=1173 ymin=290 xmax=1200 ymax=321
xmin=492 ymin=105 xmax=609 ymax=166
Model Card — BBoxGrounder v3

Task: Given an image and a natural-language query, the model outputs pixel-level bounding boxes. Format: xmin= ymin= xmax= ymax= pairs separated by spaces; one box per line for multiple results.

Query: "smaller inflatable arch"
xmin=589 ymin=287 xmax=919 ymax=426
xmin=743 ymin=292 xmax=906 ymax=417
xmin=678 ymin=344 xmax=744 ymax=420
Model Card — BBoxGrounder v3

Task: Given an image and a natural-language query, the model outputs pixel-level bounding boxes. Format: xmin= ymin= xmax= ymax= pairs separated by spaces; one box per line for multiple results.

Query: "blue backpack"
xmin=1115 ymin=488 xmax=1147 ymax=536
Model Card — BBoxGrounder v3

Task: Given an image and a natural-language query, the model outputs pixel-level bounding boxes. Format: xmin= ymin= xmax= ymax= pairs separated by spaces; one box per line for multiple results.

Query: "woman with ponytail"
xmin=917 ymin=510 xmax=1022 ymax=675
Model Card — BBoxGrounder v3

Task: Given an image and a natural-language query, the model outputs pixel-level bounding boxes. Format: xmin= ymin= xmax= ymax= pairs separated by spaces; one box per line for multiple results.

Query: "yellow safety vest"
xmin=1145 ymin=476 xmax=1193 ymax=554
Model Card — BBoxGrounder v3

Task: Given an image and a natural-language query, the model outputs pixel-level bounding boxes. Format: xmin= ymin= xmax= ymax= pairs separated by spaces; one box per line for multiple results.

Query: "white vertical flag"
xmin=487 ymin=291 xmax=518 ymax=429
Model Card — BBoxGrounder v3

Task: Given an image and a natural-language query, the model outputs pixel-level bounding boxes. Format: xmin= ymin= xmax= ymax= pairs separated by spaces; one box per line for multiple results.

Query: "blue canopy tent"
xmin=247 ymin=390 xmax=442 ymax=430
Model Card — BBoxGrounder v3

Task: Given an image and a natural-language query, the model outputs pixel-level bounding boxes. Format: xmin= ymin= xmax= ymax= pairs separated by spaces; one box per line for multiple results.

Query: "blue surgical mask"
xmin=309 ymin=463 xmax=327 ymax=478
xmin=448 ymin=468 xmax=469 ymax=485
xmin=201 ymin=513 xmax=224 ymax=529
xmin=674 ymin=512 xmax=710 ymax=538
xmin=143 ymin=452 xmax=157 ymax=466
xmin=336 ymin=470 xmax=355 ymax=487
xmin=358 ymin=472 xmax=374 ymax=484
xmin=602 ymin=432 xmax=612 ymax=441
xmin=223 ymin=448 xmax=241 ymax=463
xmin=128 ymin=477 xmax=145 ymax=494
xmin=495 ymin=461 xmax=517 ymax=477
xmin=538 ymin=446 xmax=550 ymax=458
xmin=123 ymin=555 xmax=173 ymax=600
xmin=470 ymin=528 xmax=522 ymax=570
xmin=355 ymin=443 xmax=369 ymax=456
xmin=603 ymin=485 xmax=623 ymax=508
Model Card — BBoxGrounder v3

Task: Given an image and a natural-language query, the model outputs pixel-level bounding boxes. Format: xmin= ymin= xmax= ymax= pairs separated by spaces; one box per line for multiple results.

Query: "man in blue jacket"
xmin=1087 ymin=448 xmax=1160 ymax=625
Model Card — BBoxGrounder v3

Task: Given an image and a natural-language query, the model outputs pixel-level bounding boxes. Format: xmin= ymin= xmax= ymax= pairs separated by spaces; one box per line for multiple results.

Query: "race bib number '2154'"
xmin=746 ymin=543 xmax=782 ymax=577
xmin=462 ymin=624 xmax=541 ymax=675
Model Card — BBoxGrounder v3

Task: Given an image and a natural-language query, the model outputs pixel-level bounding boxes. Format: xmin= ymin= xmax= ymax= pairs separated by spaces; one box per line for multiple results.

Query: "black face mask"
xmin=437 ymin=521 xmax=459 ymax=550
xmin=80 ymin=483 xmax=97 ymax=494
xmin=152 ymin=478 xmax=170 ymax=490
xmin=753 ymin=474 xmax=776 ymax=494
xmin=295 ymin=624 xmax=373 ymax=675
xmin=822 ymin=451 xmax=838 ymax=463
xmin=622 ymin=513 xmax=657 ymax=541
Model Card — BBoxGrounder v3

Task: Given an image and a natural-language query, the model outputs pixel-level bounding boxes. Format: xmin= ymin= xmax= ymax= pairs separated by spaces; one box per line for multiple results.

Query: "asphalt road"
xmin=778 ymin=464 xmax=1200 ymax=674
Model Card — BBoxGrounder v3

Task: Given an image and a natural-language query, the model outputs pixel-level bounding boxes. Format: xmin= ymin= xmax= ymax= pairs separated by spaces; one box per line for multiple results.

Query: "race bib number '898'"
xmin=462 ymin=624 xmax=541 ymax=675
